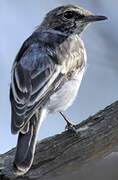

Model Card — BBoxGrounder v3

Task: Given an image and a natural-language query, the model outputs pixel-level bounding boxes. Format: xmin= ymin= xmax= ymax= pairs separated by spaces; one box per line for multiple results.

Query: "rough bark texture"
xmin=0 ymin=100 xmax=118 ymax=180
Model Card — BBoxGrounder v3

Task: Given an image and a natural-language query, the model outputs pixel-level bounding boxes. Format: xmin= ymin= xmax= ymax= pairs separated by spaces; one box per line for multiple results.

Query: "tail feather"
xmin=13 ymin=109 xmax=44 ymax=174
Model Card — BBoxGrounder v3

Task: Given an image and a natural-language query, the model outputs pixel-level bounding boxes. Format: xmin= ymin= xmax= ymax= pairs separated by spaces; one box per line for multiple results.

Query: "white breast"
xmin=46 ymin=66 xmax=86 ymax=113
xmin=45 ymin=35 xmax=87 ymax=113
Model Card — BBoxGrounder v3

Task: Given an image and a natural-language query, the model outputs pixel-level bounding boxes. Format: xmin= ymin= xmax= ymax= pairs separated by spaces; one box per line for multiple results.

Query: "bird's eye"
xmin=63 ymin=11 xmax=74 ymax=19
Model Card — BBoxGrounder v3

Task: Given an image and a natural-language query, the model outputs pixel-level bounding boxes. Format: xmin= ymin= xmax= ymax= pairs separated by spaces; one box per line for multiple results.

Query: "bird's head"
xmin=40 ymin=5 xmax=107 ymax=36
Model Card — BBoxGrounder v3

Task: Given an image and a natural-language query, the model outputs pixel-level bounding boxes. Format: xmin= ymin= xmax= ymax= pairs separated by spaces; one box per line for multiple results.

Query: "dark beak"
xmin=83 ymin=15 xmax=108 ymax=23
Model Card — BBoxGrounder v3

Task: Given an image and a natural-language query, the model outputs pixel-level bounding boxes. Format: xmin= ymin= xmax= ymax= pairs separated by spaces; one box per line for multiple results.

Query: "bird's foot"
xmin=65 ymin=122 xmax=78 ymax=134
xmin=60 ymin=111 xmax=79 ymax=135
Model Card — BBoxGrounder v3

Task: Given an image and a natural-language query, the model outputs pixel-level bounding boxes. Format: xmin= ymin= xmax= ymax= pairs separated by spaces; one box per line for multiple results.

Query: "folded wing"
xmin=10 ymin=31 xmax=63 ymax=134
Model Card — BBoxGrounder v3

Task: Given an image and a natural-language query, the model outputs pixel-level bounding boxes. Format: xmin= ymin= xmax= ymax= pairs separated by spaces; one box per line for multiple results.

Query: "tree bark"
xmin=0 ymin=100 xmax=118 ymax=180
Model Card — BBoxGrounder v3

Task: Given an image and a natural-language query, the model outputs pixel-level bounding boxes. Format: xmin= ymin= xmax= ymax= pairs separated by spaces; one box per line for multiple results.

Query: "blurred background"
xmin=0 ymin=0 xmax=118 ymax=179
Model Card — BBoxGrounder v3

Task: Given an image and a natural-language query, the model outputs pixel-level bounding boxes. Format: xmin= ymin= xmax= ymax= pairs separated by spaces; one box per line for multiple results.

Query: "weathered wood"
xmin=0 ymin=100 xmax=118 ymax=180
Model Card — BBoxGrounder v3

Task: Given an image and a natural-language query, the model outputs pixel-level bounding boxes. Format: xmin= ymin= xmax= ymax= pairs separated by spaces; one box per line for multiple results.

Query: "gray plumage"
xmin=10 ymin=5 xmax=107 ymax=174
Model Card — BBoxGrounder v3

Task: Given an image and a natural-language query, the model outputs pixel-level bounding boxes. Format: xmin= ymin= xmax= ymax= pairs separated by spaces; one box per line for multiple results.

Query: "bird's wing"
xmin=10 ymin=32 xmax=64 ymax=134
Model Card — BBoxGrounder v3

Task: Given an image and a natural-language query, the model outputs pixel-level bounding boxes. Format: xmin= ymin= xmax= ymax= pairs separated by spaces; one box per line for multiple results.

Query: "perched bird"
xmin=10 ymin=5 xmax=107 ymax=174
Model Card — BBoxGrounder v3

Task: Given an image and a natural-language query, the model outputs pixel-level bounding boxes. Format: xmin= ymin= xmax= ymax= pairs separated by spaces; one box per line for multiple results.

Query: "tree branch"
xmin=0 ymin=100 xmax=118 ymax=180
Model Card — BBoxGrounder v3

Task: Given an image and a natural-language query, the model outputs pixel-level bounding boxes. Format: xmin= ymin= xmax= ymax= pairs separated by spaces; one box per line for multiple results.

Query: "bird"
xmin=10 ymin=5 xmax=107 ymax=175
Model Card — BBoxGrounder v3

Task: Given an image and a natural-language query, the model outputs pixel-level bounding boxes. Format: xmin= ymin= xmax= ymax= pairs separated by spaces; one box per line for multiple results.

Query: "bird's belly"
xmin=46 ymin=67 xmax=85 ymax=113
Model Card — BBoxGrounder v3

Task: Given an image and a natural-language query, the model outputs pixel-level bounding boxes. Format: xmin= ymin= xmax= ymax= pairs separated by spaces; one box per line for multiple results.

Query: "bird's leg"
xmin=60 ymin=112 xmax=77 ymax=133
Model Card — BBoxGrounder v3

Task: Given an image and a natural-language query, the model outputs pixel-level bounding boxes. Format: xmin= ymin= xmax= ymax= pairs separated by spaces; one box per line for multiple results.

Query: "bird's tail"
xmin=13 ymin=108 xmax=46 ymax=175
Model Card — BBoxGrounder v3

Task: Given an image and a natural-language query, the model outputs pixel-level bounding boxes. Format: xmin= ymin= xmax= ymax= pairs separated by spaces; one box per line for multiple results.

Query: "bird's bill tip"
xmin=84 ymin=15 xmax=108 ymax=23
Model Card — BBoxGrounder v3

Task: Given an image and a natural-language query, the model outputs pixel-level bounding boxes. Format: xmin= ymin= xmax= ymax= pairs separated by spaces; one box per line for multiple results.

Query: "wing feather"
xmin=10 ymin=36 xmax=61 ymax=134
xmin=10 ymin=30 xmax=67 ymax=134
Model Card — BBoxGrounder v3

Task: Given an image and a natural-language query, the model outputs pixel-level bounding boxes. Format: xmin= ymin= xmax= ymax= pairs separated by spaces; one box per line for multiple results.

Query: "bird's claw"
xmin=65 ymin=123 xmax=79 ymax=135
